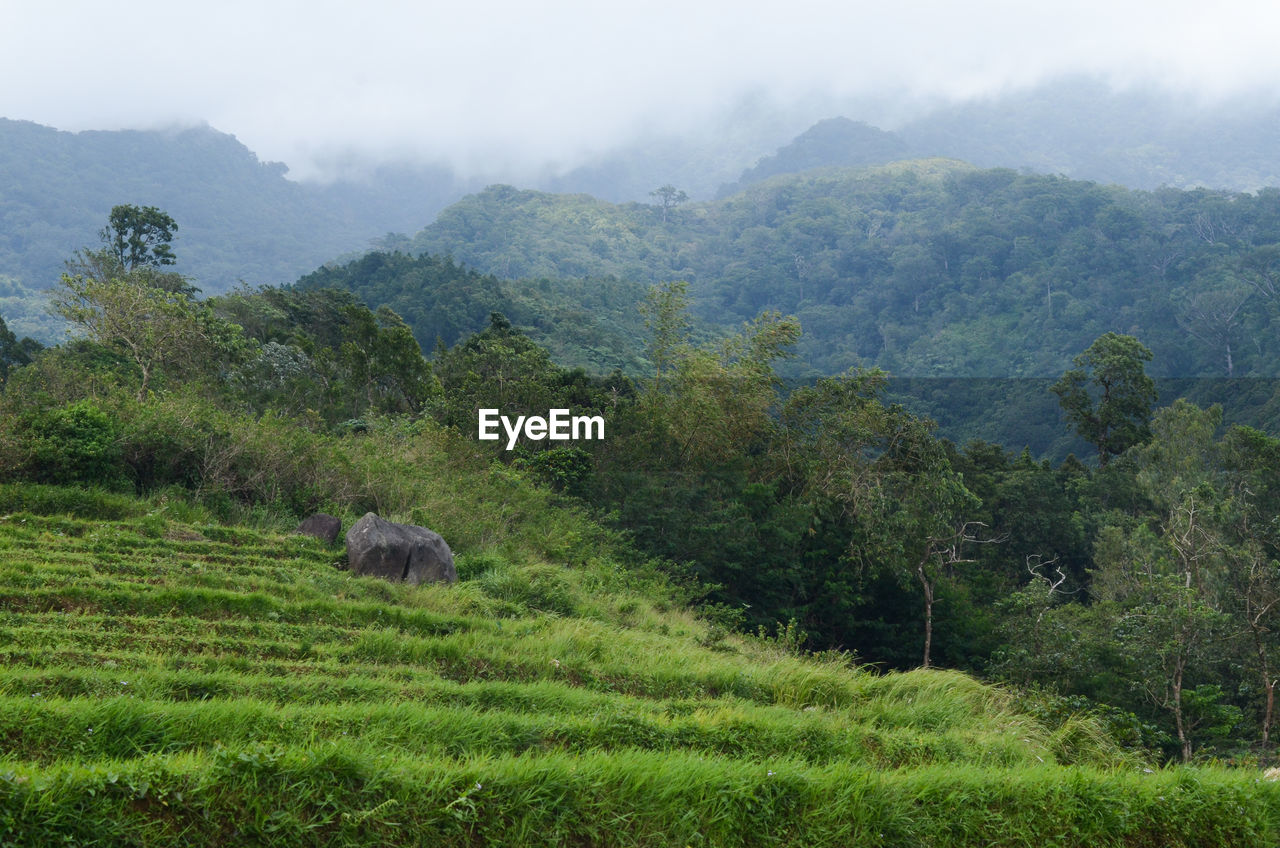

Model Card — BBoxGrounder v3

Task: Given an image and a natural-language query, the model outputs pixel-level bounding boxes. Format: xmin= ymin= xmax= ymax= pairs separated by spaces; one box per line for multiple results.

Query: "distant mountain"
xmin=10 ymin=76 xmax=1280 ymax=346
xmin=0 ymin=119 xmax=473 ymax=339
xmin=540 ymin=93 xmax=818 ymax=203
xmin=719 ymin=118 xmax=911 ymax=195
xmin=397 ymin=161 xmax=1280 ymax=385
xmin=721 ymin=79 xmax=1280 ymax=195
xmin=538 ymin=81 xmax=1280 ymax=204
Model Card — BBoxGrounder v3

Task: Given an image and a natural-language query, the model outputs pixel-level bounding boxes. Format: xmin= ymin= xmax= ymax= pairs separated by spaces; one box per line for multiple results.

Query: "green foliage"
xmin=295 ymin=251 xmax=651 ymax=374
xmin=1053 ymin=333 xmax=1158 ymax=465
xmin=404 ymin=166 xmax=1280 ymax=383
xmin=0 ymin=311 xmax=40 ymax=386
xmin=296 ymin=253 xmax=508 ymax=352
xmin=430 ymin=312 xmax=630 ymax=449
xmin=991 ymin=396 xmax=1280 ymax=763
xmin=50 ymin=263 xmax=244 ymax=401
xmin=302 ymin=249 xmax=650 ymax=376
xmin=513 ymin=446 xmax=594 ymax=497
xmin=102 ymin=203 xmax=178 ymax=269
xmin=24 ymin=401 xmax=123 ymax=488
xmin=213 ymin=286 xmax=439 ymax=423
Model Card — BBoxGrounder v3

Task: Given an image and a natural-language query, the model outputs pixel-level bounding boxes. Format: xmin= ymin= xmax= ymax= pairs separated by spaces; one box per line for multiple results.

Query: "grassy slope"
xmin=0 ymin=486 xmax=1276 ymax=845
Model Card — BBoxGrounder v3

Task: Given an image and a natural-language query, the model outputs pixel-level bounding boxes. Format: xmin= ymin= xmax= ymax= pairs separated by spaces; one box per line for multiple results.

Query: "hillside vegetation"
xmin=0 ymin=119 xmax=471 ymax=342
xmin=294 ymin=252 xmax=650 ymax=374
xmin=3 ymin=480 xmax=1279 ymax=846
xmin=9 ymin=205 xmax=1280 ymax=842
xmin=397 ymin=162 xmax=1280 ymax=380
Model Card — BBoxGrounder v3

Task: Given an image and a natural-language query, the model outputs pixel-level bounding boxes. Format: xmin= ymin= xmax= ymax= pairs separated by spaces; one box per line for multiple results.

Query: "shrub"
xmin=514 ymin=446 xmax=594 ymax=498
xmin=27 ymin=400 xmax=124 ymax=487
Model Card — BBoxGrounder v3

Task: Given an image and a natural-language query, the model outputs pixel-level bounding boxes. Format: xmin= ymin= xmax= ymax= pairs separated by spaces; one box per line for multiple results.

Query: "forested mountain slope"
xmin=294 ymin=252 xmax=650 ymax=374
xmin=896 ymin=78 xmax=1280 ymax=193
xmin=399 ymin=162 xmax=1280 ymax=379
xmin=0 ymin=119 xmax=469 ymax=340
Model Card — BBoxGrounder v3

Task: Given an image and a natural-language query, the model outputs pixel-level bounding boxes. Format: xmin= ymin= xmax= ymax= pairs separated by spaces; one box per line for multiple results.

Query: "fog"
xmin=5 ymin=0 xmax=1280 ymax=181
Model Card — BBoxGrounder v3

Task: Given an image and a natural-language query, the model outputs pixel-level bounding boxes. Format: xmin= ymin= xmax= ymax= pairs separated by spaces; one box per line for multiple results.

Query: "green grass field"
xmin=1 ymin=486 xmax=1278 ymax=846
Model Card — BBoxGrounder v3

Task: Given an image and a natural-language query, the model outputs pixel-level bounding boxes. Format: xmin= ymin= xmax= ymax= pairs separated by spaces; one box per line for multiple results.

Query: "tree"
xmin=1221 ymin=425 xmax=1280 ymax=756
xmin=778 ymin=371 xmax=984 ymax=667
xmin=49 ymin=208 xmax=231 ymax=400
xmin=102 ymin=204 xmax=178 ymax=270
xmin=649 ymin=185 xmax=688 ymax=223
xmin=66 ymin=204 xmax=194 ymax=296
xmin=337 ymin=304 xmax=436 ymax=417
xmin=1102 ymin=402 xmax=1239 ymax=762
xmin=50 ymin=274 xmax=233 ymax=401
xmin=640 ymin=281 xmax=692 ymax=386
xmin=880 ymin=434 xmax=987 ymax=668
xmin=1052 ymin=333 xmax=1157 ymax=466
xmin=0 ymin=312 xmax=41 ymax=385
xmin=1175 ymin=278 xmax=1251 ymax=377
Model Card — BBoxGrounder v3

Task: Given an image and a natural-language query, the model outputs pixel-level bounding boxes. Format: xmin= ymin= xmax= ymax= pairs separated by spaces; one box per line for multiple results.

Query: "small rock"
xmin=297 ymin=513 xmax=342 ymax=545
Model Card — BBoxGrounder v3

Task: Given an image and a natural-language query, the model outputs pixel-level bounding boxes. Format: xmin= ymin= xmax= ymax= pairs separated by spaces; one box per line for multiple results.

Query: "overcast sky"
xmin=4 ymin=0 xmax=1280 ymax=180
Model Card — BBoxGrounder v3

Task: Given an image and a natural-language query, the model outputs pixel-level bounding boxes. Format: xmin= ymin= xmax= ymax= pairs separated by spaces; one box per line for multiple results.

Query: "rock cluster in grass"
xmin=345 ymin=512 xmax=456 ymax=585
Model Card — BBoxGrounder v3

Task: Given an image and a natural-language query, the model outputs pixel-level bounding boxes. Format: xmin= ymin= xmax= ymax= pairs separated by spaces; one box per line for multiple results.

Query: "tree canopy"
xmin=1052 ymin=332 xmax=1158 ymax=465
xmin=102 ymin=204 xmax=178 ymax=270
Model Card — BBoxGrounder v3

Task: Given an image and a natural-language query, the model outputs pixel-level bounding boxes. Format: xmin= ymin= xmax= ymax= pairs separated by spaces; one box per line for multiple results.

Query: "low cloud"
xmin=5 ymin=0 xmax=1280 ymax=180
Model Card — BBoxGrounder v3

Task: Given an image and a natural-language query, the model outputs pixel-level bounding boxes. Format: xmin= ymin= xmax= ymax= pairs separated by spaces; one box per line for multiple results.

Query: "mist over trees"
xmin=397 ymin=163 xmax=1280 ymax=387
xmin=12 ymin=100 xmax=1280 ymax=768
xmin=9 ymin=76 xmax=1280 ymax=347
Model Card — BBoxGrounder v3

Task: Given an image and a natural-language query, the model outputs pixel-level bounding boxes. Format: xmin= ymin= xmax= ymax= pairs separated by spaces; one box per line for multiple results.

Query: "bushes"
xmin=26 ymin=400 xmax=123 ymax=488
xmin=0 ymin=387 xmax=614 ymax=561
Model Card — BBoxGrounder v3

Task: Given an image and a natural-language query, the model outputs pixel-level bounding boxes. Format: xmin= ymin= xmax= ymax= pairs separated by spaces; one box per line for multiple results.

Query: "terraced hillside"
xmin=0 ymin=490 xmax=1278 ymax=846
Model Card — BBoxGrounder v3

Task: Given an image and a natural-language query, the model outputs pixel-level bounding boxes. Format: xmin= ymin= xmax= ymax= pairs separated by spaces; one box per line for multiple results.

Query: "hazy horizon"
xmin=6 ymin=1 xmax=1280 ymax=182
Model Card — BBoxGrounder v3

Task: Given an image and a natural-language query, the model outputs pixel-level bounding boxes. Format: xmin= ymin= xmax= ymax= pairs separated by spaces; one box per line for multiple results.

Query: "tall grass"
xmin=2 ymin=747 xmax=1277 ymax=847
xmin=0 ymin=482 xmax=1272 ymax=845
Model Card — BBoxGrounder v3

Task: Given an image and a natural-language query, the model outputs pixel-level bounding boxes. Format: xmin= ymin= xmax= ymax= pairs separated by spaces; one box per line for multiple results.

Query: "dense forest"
xmin=0 ymin=119 xmax=473 ymax=342
xmin=397 ymin=163 xmax=1280 ymax=384
xmin=9 ymin=74 xmax=1280 ymax=346
xmin=4 ymin=204 xmax=1280 ymax=771
xmin=294 ymin=252 xmax=650 ymax=375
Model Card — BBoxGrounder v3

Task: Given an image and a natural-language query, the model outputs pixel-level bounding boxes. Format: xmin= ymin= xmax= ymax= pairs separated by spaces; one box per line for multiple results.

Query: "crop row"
xmin=2 ymin=745 xmax=1274 ymax=847
xmin=0 ymin=694 xmax=1052 ymax=769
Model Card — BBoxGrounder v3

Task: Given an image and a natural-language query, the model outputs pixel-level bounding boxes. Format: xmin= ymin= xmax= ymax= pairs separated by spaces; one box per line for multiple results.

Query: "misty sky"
xmin=5 ymin=0 xmax=1280 ymax=180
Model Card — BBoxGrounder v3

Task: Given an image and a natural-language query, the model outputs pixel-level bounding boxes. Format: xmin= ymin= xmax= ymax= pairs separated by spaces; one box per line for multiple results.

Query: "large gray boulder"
xmin=345 ymin=512 xmax=456 ymax=586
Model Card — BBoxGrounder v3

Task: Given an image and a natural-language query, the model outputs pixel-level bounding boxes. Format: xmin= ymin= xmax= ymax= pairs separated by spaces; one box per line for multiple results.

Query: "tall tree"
xmin=51 ymin=207 xmax=234 ymax=400
xmin=649 ymin=185 xmax=688 ymax=223
xmin=50 ymin=274 xmax=229 ymax=401
xmin=102 ymin=204 xmax=178 ymax=270
xmin=1052 ymin=332 xmax=1158 ymax=466
xmin=67 ymin=204 xmax=194 ymax=296
xmin=779 ymin=371 xmax=983 ymax=667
